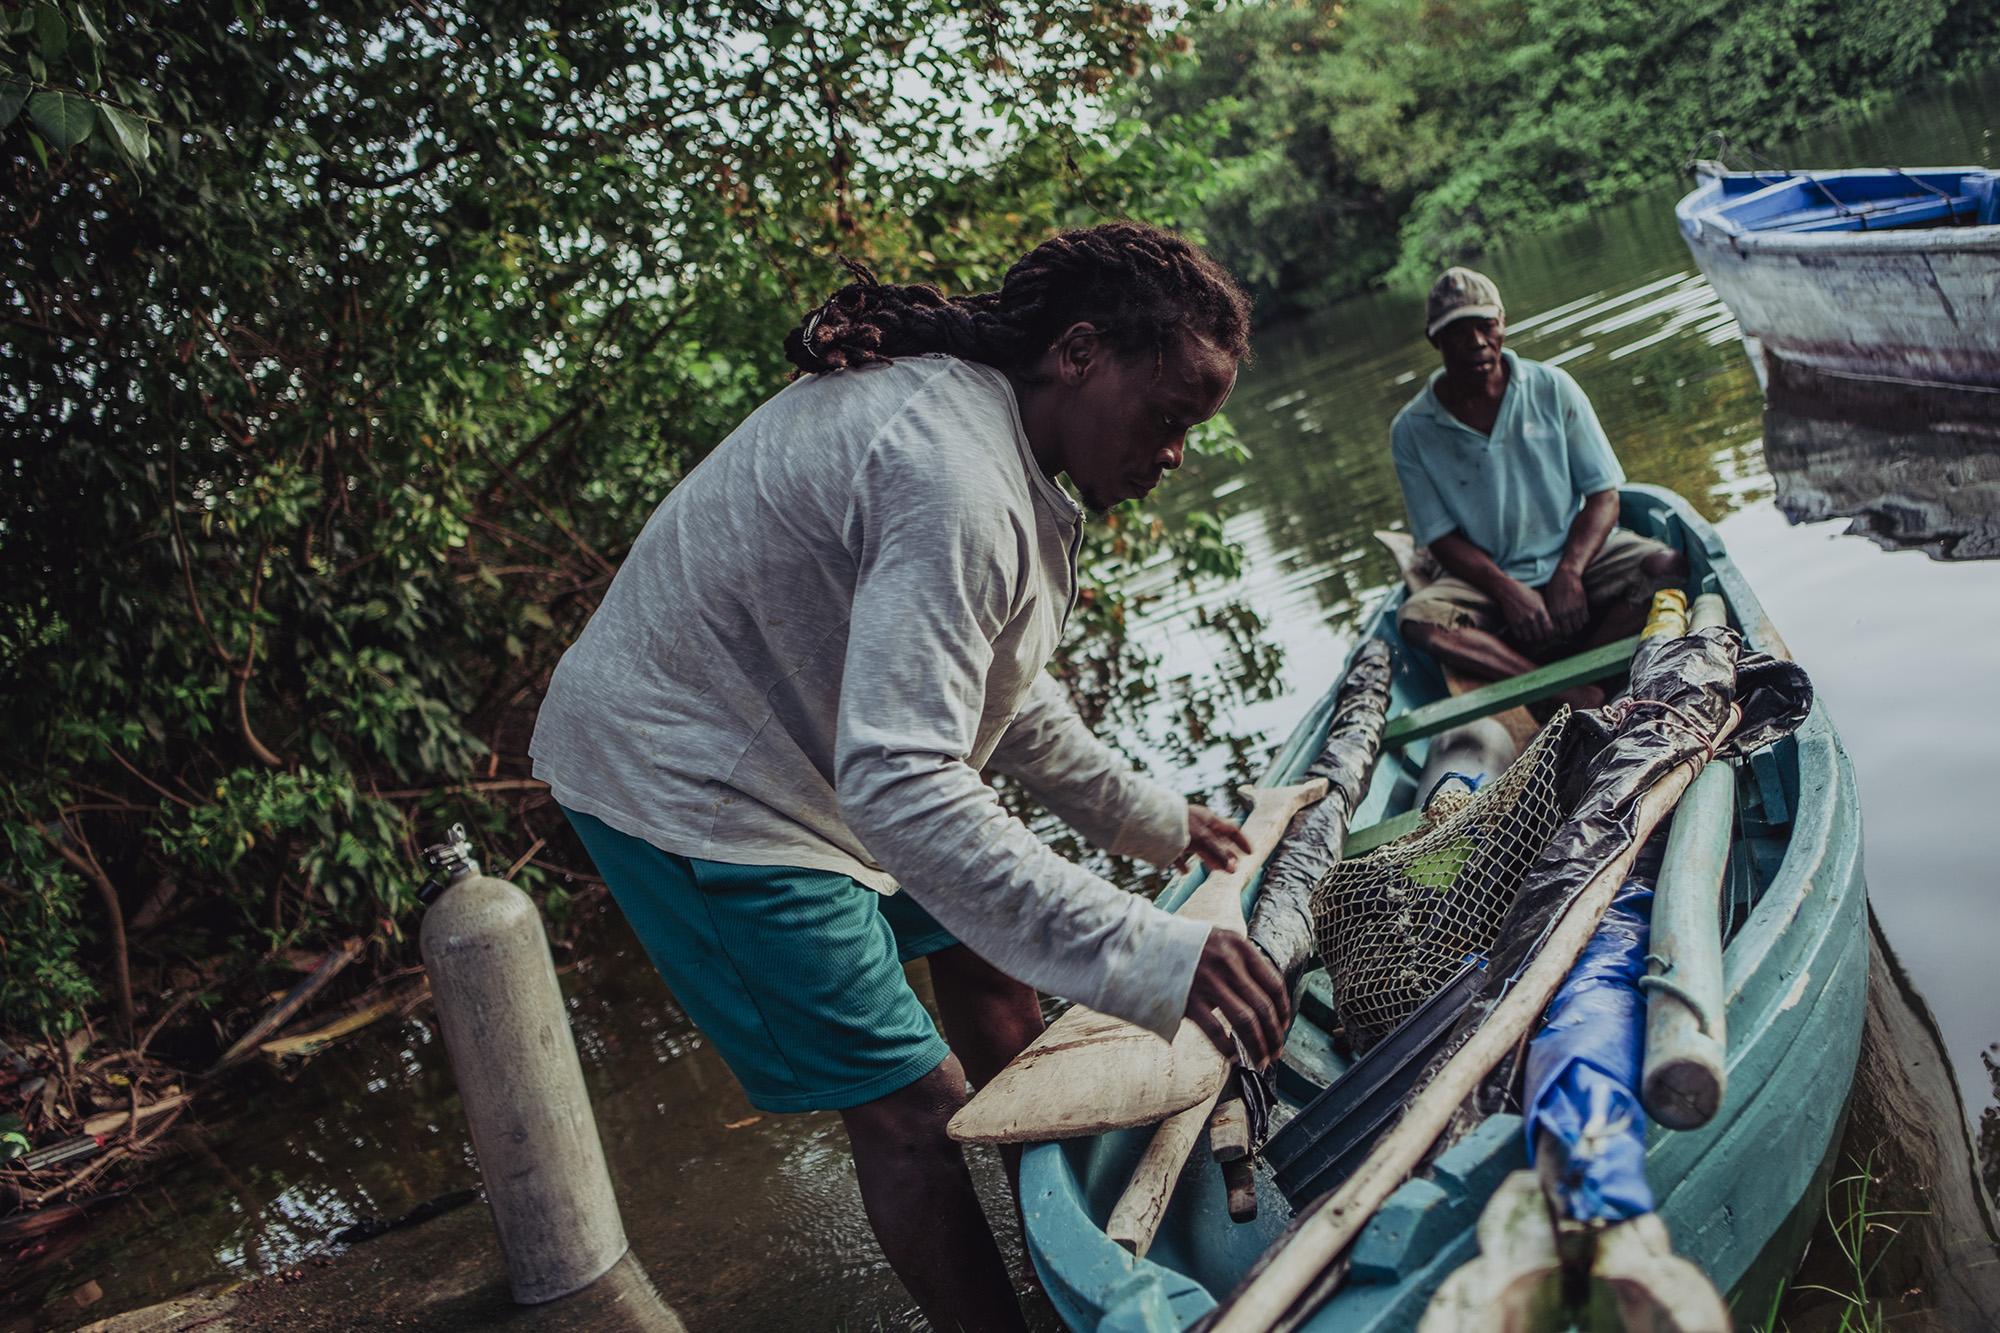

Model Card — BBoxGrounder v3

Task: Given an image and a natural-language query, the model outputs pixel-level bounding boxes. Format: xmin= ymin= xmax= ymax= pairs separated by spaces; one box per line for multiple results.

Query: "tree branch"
xmin=234 ymin=549 xmax=288 ymax=769
xmin=167 ymin=450 xmax=233 ymax=669
xmin=102 ymin=748 xmax=197 ymax=810
xmin=38 ymin=819 xmax=136 ymax=1044
xmin=373 ymin=777 xmax=549 ymax=800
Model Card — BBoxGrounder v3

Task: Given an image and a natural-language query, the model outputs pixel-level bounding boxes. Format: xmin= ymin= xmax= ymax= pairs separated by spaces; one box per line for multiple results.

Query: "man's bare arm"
xmin=1430 ymin=530 xmax=1556 ymax=645
xmin=1544 ymin=489 xmax=1619 ymax=638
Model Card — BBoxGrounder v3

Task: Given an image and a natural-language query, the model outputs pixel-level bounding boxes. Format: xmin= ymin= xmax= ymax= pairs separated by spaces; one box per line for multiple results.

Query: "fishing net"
xmin=1312 ymin=709 xmax=1572 ymax=1053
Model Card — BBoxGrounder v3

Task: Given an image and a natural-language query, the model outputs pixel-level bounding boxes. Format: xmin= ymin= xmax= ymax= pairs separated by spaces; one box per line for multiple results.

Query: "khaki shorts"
xmin=1397 ymin=528 xmax=1676 ymax=635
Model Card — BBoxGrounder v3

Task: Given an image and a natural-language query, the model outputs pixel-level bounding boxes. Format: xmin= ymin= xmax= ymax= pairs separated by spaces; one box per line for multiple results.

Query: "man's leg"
xmin=926 ymin=943 xmax=1045 ymax=1191
xmin=560 ymin=824 xmax=1026 ymax=1331
xmin=1402 ymin=619 xmax=1605 ymax=711
xmin=1578 ymin=545 xmax=1689 ymax=646
xmin=841 ymin=1055 xmax=1028 ymax=1333
xmin=927 ymin=944 xmax=1044 ymax=1092
xmin=1403 ymin=618 xmax=1541 ymax=683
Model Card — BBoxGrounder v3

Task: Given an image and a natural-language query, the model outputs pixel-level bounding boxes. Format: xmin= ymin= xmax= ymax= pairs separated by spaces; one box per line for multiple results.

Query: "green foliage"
xmin=1138 ymin=0 xmax=2000 ymax=311
xmin=0 ymin=798 xmax=98 ymax=1035
xmin=1767 ymin=1153 xmax=1926 ymax=1332
xmin=0 ymin=1 xmax=1241 ymax=1034
xmin=1 ymin=1112 xmax=29 ymax=1161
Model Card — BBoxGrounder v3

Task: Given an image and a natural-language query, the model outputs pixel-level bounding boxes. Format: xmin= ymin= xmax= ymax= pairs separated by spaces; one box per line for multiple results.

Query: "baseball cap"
xmin=1425 ymin=267 xmax=1505 ymax=339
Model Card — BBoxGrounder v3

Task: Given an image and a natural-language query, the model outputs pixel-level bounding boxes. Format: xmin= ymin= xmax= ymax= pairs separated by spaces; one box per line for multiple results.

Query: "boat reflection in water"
xmin=1763 ymin=359 xmax=2000 ymax=560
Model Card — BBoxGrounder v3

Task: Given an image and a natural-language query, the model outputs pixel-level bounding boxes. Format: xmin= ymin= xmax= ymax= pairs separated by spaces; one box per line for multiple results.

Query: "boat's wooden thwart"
xmin=947 ymin=780 xmax=1328 ymax=1146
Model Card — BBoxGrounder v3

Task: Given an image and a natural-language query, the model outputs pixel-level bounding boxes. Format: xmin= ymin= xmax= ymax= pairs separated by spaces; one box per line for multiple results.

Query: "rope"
xmin=1595 ymin=696 xmax=1742 ymax=767
xmin=1636 ymin=964 xmax=1721 ymax=1035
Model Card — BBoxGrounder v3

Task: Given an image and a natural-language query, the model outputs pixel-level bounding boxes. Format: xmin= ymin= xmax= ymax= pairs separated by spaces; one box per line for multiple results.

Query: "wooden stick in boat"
xmin=1106 ymin=1088 xmax=1224 ymax=1255
xmin=1215 ymin=1095 xmax=1260 ymax=1222
xmin=1101 ymin=1082 xmax=1262 ymax=1251
xmin=1209 ymin=1092 xmax=1252 ymax=1163
xmin=1205 ymin=711 xmax=1742 ymax=1333
xmin=948 ymin=780 xmax=1330 ymax=1145
xmin=1223 ymin=1157 xmax=1259 ymax=1223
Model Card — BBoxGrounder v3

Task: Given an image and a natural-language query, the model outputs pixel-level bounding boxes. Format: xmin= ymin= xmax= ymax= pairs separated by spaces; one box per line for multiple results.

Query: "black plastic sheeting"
xmin=1250 ymin=638 xmax=1396 ymax=987
xmin=1439 ymin=626 xmax=1813 ymax=1117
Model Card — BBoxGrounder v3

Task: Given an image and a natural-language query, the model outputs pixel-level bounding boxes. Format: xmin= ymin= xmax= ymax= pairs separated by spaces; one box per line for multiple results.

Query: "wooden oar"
xmin=1204 ymin=709 xmax=1741 ymax=1333
xmin=1105 ymin=640 xmax=1393 ymax=1255
xmin=948 ymin=780 xmax=1329 ymax=1146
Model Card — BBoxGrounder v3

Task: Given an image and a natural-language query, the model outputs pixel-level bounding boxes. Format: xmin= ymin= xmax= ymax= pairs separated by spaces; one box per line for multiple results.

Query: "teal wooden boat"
xmin=1018 ymin=485 xmax=1867 ymax=1330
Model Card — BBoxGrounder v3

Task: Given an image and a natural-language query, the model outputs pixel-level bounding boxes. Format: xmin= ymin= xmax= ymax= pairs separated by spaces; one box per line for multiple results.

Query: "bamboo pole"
xmin=1642 ymin=594 xmax=1735 ymax=1130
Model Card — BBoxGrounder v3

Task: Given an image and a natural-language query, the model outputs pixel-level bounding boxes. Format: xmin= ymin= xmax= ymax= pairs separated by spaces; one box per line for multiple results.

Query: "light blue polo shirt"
xmin=1389 ymin=350 xmax=1625 ymax=588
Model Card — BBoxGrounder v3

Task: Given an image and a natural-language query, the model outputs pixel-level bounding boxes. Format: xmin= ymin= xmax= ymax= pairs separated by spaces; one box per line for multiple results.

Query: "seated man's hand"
xmin=1541 ymin=566 xmax=1589 ymax=642
xmin=1496 ymin=577 xmax=1556 ymax=647
xmin=1179 ymin=803 xmax=1252 ymax=873
xmin=1185 ymin=930 xmax=1291 ymax=1069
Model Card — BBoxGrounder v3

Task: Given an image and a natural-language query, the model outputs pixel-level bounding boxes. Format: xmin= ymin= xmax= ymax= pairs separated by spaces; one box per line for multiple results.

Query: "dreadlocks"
xmin=783 ymin=222 xmax=1252 ymax=379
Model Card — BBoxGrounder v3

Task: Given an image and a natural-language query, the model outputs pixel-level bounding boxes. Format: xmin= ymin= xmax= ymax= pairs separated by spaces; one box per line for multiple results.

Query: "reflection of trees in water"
xmin=1572 ymin=337 xmax=1768 ymax=522
xmin=1763 ymin=361 xmax=2000 ymax=561
xmin=997 ymin=595 xmax=1291 ymax=902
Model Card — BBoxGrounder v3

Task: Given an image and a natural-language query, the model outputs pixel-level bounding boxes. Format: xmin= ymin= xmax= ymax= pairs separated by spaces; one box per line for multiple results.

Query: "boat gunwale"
xmin=1674 ymin=168 xmax=2000 ymax=253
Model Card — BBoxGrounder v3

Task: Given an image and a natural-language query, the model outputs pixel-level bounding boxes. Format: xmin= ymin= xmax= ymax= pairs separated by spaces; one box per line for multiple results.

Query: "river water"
xmin=7 ymin=64 xmax=1999 ymax=1333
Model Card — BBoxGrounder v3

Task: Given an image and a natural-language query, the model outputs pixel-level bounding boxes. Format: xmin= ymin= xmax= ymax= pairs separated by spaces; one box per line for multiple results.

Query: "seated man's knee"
xmin=1644 ymin=547 xmax=1688 ymax=579
xmin=1399 ymin=616 xmax=1442 ymax=653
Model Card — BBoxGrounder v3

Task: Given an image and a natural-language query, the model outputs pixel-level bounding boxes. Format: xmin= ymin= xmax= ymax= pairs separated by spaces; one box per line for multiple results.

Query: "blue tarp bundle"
xmin=1522 ymin=874 xmax=1656 ymax=1223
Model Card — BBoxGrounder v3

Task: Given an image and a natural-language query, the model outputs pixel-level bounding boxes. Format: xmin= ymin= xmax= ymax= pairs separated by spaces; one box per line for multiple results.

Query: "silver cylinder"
xmin=421 ymin=872 xmax=629 ymax=1303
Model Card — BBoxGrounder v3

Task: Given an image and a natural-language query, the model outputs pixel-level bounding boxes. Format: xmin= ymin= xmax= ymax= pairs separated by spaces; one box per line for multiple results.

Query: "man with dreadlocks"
xmin=530 ymin=222 xmax=1288 ymax=1328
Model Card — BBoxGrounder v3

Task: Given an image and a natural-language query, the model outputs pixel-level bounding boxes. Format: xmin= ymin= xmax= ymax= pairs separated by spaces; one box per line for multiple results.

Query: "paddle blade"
xmin=947 ymin=1007 xmax=1228 ymax=1144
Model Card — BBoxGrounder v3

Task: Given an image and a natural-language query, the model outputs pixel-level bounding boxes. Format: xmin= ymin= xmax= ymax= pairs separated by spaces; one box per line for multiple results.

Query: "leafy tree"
xmin=1139 ymin=0 xmax=2000 ymax=310
xmin=0 ymin=1 xmax=1240 ymax=1040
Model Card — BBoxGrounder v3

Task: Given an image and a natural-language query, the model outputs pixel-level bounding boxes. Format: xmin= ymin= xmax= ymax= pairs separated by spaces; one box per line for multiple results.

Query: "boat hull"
xmin=1676 ymin=173 xmax=2000 ymax=390
xmin=1018 ymin=486 xmax=1868 ymax=1332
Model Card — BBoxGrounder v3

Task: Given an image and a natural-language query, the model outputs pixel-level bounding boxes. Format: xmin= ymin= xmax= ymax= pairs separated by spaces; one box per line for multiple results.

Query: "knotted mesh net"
xmin=1312 ymin=709 xmax=1572 ymax=1053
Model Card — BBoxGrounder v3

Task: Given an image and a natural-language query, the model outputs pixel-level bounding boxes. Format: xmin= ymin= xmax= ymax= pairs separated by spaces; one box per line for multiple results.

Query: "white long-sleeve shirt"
xmin=530 ymin=355 xmax=1210 ymax=1037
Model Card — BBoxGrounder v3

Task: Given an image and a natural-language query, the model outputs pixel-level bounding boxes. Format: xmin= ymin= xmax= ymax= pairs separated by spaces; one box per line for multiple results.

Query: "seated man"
xmin=1391 ymin=267 xmax=1686 ymax=709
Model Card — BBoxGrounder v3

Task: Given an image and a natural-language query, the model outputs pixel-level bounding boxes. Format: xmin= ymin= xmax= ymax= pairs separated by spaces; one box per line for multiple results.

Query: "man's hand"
xmin=1542 ymin=566 xmax=1589 ymax=642
xmin=1185 ymin=930 xmax=1291 ymax=1069
xmin=1496 ymin=577 xmax=1556 ymax=647
xmin=1179 ymin=803 xmax=1252 ymax=874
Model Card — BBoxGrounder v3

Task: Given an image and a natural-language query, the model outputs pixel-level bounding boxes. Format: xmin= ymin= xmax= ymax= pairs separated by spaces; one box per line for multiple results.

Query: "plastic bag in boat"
xmin=1250 ymin=637 xmax=1395 ymax=985
xmin=1523 ymin=874 xmax=1655 ymax=1223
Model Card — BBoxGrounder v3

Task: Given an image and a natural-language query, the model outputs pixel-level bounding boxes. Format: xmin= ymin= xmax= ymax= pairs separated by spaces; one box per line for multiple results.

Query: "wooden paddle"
xmin=947 ymin=780 xmax=1329 ymax=1146
xmin=1204 ymin=708 xmax=1742 ymax=1333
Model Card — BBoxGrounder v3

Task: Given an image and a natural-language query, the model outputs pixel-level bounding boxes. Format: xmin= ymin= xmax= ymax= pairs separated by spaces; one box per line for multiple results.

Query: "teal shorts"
xmin=562 ymin=807 xmax=958 ymax=1113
